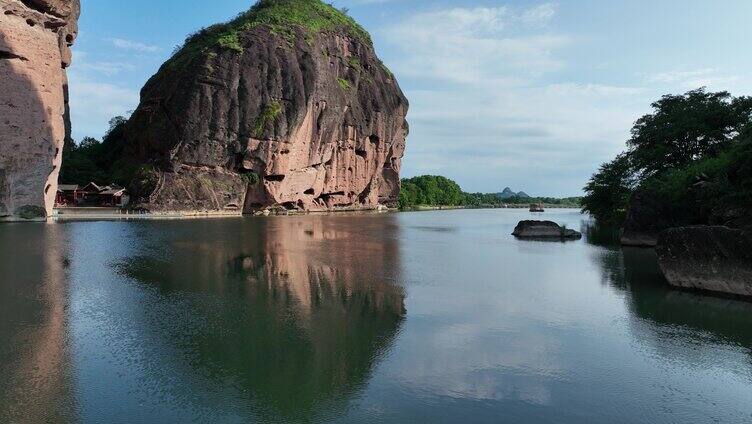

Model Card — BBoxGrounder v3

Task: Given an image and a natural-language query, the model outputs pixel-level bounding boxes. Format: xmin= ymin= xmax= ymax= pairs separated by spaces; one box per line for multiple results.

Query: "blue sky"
xmin=70 ymin=0 xmax=752 ymax=196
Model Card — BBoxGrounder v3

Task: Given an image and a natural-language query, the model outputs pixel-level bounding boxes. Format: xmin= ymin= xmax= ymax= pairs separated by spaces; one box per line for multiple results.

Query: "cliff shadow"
xmin=0 ymin=14 xmax=66 ymax=219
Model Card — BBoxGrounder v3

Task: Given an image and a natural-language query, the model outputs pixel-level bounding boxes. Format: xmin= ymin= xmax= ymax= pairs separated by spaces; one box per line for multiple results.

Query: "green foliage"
xmin=583 ymin=88 xmax=752 ymax=225
xmin=399 ymin=175 xmax=581 ymax=210
xmin=254 ymin=101 xmax=283 ymax=138
xmin=59 ymin=116 xmax=131 ymax=186
xmin=644 ymin=136 xmax=752 ymax=225
xmin=170 ymin=0 xmax=372 ymax=62
xmin=217 ymin=32 xmax=243 ymax=52
xmin=462 ymin=193 xmax=581 ymax=208
xmin=379 ymin=61 xmax=393 ymax=79
xmin=337 ymin=78 xmax=352 ymax=90
xmin=240 ymin=172 xmax=261 ymax=186
xmin=628 ymin=89 xmax=752 ymax=176
xmin=347 ymin=56 xmax=361 ymax=70
xmin=398 ymin=175 xmax=464 ymax=209
xmin=581 ymin=153 xmax=636 ymax=223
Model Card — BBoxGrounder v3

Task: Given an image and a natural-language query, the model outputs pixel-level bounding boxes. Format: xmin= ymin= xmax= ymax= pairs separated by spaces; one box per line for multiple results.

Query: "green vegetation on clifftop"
xmin=171 ymin=0 xmax=372 ymax=61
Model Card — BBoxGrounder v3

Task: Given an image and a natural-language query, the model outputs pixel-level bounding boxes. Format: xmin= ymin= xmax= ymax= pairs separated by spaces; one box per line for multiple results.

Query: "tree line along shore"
xmin=397 ymin=175 xmax=582 ymax=210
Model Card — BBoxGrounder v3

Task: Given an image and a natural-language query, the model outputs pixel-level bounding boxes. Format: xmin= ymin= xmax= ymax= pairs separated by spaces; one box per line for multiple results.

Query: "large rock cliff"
xmin=0 ymin=0 xmax=79 ymax=220
xmin=124 ymin=0 xmax=408 ymax=213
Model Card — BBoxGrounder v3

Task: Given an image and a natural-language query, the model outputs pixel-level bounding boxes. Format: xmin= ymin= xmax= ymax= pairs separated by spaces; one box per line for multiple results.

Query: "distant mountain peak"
xmin=499 ymin=187 xmax=531 ymax=199
xmin=500 ymin=187 xmax=515 ymax=198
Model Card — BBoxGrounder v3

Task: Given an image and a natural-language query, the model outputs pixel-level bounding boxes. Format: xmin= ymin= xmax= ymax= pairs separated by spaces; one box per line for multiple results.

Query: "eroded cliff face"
xmin=124 ymin=1 xmax=408 ymax=213
xmin=0 ymin=0 xmax=79 ymax=220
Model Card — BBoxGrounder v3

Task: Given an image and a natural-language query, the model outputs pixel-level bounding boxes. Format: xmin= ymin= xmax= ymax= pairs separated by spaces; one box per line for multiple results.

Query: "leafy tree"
xmin=584 ymin=88 xmax=752 ymax=225
xmin=399 ymin=175 xmax=464 ymax=208
xmin=398 ymin=182 xmax=421 ymax=209
xmin=59 ymin=116 xmax=131 ymax=186
xmin=581 ymin=153 xmax=636 ymax=223
xmin=628 ymin=88 xmax=752 ymax=177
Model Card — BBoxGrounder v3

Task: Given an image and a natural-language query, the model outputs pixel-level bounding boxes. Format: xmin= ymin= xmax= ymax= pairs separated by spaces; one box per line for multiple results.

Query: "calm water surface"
xmin=2 ymin=209 xmax=752 ymax=423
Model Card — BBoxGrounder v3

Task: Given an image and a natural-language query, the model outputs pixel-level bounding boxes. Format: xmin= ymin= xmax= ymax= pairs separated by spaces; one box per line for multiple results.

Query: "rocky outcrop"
xmin=123 ymin=0 xmax=408 ymax=214
xmin=512 ymin=220 xmax=582 ymax=240
xmin=656 ymin=226 xmax=752 ymax=298
xmin=0 ymin=0 xmax=79 ymax=220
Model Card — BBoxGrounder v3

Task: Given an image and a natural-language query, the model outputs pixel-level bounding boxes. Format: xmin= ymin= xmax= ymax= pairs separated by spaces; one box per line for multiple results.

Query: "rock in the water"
xmin=512 ymin=220 xmax=582 ymax=239
xmin=0 ymin=0 xmax=79 ymax=220
xmin=656 ymin=226 xmax=752 ymax=298
xmin=122 ymin=0 xmax=408 ymax=213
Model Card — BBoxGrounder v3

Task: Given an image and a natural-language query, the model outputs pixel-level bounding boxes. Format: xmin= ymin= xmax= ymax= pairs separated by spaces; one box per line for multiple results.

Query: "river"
xmin=1 ymin=209 xmax=751 ymax=423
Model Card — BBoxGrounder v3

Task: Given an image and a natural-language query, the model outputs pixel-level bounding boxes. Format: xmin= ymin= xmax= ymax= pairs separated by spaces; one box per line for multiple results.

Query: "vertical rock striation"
xmin=656 ymin=226 xmax=752 ymax=298
xmin=0 ymin=0 xmax=79 ymax=220
xmin=123 ymin=0 xmax=408 ymax=213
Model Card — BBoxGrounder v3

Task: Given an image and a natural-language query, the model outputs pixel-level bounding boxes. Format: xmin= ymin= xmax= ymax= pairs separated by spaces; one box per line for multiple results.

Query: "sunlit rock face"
xmin=124 ymin=1 xmax=408 ymax=213
xmin=0 ymin=0 xmax=79 ymax=220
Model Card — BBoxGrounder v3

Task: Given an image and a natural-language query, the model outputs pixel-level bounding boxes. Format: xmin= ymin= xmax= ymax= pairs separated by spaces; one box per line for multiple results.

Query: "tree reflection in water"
xmin=585 ymin=220 xmax=752 ymax=367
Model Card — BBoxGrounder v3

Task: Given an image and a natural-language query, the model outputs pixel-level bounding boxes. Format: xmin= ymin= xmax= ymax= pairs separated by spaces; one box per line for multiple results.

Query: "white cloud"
xmin=68 ymin=71 xmax=140 ymax=141
xmin=76 ymin=61 xmax=134 ymax=76
xmin=648 ymin=68 xmax=742 ymax=91
xmin=383 ymin=6 xmax=568 ymax=84
xmin=380 ymin=4 xmax=645 ymax=195
xmin=520 ymin=3 xmax=557 ymax=25
xmin=108 ymin=38 xmax=161 ymax=53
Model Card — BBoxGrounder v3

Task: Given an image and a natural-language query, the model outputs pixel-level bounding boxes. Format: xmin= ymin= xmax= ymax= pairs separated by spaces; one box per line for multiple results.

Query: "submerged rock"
xmin=0 ymin=0 xmax=80 ymax=220
xmin=122 ymin=0 xmax=408 ymax=214
xmin=656 ymin=226 xmax=752 ymax=298
xmin=512 ymin=220 xmax=582 ymax=240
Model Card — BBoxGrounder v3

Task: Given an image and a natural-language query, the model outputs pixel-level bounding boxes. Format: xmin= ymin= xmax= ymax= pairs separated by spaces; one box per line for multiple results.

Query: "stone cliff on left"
xmin=0 ymin=0 xmax=79 ymax=220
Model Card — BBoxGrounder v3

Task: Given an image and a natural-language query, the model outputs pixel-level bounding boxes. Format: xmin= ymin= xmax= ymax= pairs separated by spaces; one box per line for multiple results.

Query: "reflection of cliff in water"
xmin=0 ymin=224 xmax=75 ymax=422
xmin=117 ymin=215 xmax=406 ymax=421
xmin=591 ymin=242 xmax=752 ymax=365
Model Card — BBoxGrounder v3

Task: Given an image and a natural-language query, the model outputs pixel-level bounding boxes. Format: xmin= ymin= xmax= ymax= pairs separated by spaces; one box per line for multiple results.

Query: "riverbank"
xmin=53 ymin=207 xmax=243 ymax=221
xmin=50 ymin=205 xmax=395 ymax=221
xmin=2 ymin=204 xmax=583 ymax=223
xmin=403 ymin=204 xmax=581 ymax=211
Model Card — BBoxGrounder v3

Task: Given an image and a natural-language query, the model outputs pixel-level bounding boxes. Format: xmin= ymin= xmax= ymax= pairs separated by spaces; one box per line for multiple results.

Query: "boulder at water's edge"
xmin=656 ymin=226 xmax=752 ymax=298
